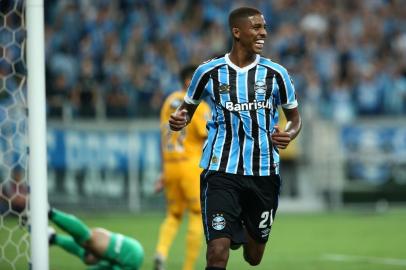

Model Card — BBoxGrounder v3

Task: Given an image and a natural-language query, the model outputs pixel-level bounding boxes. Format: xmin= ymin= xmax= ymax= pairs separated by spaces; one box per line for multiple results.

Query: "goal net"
xmin=0 ymin=0 xmax=30 ymax=269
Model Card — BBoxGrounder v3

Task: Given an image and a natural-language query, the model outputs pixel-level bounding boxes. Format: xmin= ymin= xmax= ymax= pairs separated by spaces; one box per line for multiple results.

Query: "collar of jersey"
xmin=225 ymin=53 xmax=260 ymax=72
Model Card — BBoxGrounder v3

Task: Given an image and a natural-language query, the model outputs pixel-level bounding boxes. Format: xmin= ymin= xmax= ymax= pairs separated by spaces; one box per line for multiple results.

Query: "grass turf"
xmin=1 ymin=208 xmax=405 ymax=269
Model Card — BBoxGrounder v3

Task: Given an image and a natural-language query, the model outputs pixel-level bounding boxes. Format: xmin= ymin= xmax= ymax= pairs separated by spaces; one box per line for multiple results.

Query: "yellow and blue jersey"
xmin=160 ymin=90 xmax=210 ymax=164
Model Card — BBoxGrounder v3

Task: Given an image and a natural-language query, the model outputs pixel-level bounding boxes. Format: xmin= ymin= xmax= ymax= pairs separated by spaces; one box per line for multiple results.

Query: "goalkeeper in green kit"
xmin=48 ymin=207 xmax=144 ymax=270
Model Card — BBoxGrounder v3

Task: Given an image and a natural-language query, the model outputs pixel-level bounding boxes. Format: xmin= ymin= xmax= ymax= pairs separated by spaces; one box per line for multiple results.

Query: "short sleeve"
xmin=185 ymin=65 xmax=211 ymax=104
xmin=276 ymin=68 xmax=298 ymax=109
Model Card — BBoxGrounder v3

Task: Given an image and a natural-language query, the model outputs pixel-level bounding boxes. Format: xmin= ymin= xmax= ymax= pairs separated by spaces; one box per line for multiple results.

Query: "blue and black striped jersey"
xmin=185 ymin=54 xmax=298 ymax=176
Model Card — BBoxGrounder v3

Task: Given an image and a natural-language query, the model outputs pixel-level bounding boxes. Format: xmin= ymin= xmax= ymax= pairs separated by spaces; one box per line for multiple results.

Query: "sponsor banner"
xmin=46 ymin=126 xmax=162 ymax=207
xmin=47 ymin=127 xmax=161 ymax=170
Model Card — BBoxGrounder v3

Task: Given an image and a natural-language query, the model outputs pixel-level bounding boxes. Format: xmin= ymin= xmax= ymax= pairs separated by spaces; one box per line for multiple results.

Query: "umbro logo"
xmin=219 ymin=84 xmax=230 ymax=94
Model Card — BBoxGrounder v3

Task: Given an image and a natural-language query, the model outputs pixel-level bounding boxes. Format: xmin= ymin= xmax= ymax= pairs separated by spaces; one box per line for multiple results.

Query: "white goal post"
xmin=26 ymin=0 xmax=49 ymax=269
xmin=0 ymin=0 xmax=48 ymax=269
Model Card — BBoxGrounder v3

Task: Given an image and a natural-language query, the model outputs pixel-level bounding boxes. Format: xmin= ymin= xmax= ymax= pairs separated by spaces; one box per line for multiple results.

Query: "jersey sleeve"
xmin=185 ymin=65 xmax=211 ymax=105
xmin=276 ymin=68 xmax=298 ymax=109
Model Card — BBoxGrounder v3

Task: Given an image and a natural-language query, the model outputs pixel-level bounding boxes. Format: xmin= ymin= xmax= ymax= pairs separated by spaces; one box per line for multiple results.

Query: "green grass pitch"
xmin=1 ymin=209 xmax=405 ymax=269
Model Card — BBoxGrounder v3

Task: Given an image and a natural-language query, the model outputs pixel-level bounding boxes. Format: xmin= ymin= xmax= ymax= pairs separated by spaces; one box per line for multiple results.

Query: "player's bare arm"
xmin=271 ymin=107 xmax=302 ymax=149
xmin=169 ymin=101 xmax=198 ymax=131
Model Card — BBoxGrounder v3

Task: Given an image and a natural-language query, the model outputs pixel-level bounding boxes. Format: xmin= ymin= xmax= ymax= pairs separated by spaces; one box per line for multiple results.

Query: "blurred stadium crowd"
xmin=39 ymin=0 xmax=406 ymax=121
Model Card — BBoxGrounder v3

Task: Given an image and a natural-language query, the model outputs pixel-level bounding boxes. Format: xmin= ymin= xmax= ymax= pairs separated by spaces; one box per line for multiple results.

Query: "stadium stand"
xmin=40 ymin=0 xmax=405 ymax=120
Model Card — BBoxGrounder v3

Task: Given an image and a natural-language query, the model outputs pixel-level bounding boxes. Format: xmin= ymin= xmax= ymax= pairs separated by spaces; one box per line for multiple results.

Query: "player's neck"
xmin=228 ymin=48 xmax=257 ymax=68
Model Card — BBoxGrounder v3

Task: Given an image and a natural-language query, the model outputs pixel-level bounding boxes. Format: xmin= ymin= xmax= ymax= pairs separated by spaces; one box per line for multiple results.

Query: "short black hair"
xmin=180 ymin=65 xmax=197 ymax=83
xmin=228 ymin=7 xmax=262 ymax=30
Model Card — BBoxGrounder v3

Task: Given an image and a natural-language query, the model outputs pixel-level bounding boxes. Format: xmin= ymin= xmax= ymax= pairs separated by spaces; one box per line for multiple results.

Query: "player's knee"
xmin=244 ymin=255 xmax=262 ymax=266
xmin=243 ymin=250 xmax=263 ymax=266
xmin=169 ymin=210 xmax=183 ymax=221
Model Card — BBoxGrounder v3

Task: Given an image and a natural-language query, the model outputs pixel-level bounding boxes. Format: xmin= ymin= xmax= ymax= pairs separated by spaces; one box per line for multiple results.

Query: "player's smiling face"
xmin=238 ymin=14 xmax=267 ymax=54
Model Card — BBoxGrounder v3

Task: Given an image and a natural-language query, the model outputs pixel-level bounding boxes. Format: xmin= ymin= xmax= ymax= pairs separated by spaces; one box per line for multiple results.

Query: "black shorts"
xmin=200 ymin=170 xmax=281 ymax=245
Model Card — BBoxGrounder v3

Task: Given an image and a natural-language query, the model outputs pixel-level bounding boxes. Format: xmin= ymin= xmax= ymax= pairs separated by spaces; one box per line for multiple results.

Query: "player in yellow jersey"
xmin=154 ymin=65 xmax=210 ymax=270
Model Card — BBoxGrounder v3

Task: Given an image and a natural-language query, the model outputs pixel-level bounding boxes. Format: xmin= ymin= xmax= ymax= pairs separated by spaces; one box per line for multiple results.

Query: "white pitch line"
xmin=321 ymin=254 xmax=406 ymax=267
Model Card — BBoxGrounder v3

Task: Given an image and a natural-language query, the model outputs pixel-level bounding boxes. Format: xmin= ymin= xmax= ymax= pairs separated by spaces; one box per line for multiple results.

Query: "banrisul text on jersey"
xmin=224 ymin=99 xmax=272 ymax=112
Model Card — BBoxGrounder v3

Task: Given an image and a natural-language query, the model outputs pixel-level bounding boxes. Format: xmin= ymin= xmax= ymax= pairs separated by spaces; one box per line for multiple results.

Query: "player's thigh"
xmin=181 ymin=165 xmax=202 ymax=213
xmin=242 ymin=174 xmax=281 ymax=244
xmin=163 ymin=165 xmax=185 ymax=215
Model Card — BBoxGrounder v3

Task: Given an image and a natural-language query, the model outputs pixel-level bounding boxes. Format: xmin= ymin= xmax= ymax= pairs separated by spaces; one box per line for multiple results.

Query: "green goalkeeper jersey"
xmin=87 ymin=232 xmax=144 ymax=270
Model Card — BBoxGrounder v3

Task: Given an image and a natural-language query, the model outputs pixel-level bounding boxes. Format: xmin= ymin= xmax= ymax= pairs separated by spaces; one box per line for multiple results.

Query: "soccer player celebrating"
xmin=48 ymin=207 xmax=144 ymax=270
xmin=169 ymin=7 xmax=302 ymax=270
xmin=154 ymin=65 xmax=210 ymax=270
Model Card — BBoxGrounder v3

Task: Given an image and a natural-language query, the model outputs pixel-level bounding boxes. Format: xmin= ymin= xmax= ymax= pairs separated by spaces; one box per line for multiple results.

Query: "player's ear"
xmin=232 ymin=27 xmax=240 ymax=40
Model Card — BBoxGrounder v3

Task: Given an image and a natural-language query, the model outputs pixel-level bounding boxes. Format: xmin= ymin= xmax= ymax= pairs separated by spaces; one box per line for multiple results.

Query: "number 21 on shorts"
xmin=258 ymin=209 xmax=274 ymax=228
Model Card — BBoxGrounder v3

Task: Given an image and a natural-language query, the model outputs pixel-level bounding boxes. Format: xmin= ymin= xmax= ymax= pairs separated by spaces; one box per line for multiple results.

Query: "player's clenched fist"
xmin=169 ymin=109 xmax=188 ymax=131
xmin=271 ymin=125 xmax=292 ymax=149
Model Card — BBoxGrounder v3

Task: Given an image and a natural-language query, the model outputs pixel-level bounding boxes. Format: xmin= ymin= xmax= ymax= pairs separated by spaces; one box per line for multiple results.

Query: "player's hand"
xmin=169 ymin=109 xmax=188 ymax=131
xmin=271 ymin=125 xmax=291 ymax=149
